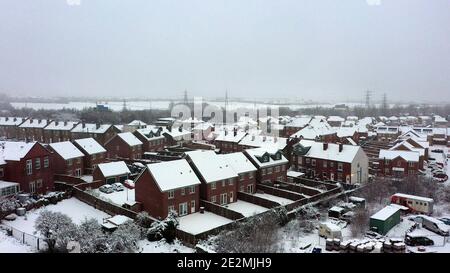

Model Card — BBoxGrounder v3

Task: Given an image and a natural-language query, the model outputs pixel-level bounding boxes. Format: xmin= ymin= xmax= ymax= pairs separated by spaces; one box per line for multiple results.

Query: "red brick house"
xmin=378 ymin=149 xmax=421 ymax=177
xmin=218 ymin=152 xmax=257 ymax=194
xmin=291 ymin=140 xmax=369 ymax=184
xmin=18 ymin=119 xmax=50 ymax=142
xmin=70 ymin=123 xmax=120 ymax=146
xmin=73 ymin=138 xmax=107 ymax=174
xmin=133 ymin=127 xmax=167 ymax=153
xmin=0 ymin=141 xmax=54 ymax=194
xmin=48 ymin=141 xmax=85 ymax=176
xmin=213 ymin=130 xmax=246 ymax=153
xmin=92 ymin=161 xmax=131 ymax=184
xmin=290 ymin=120 xmax=338 ymax=143
xmin=105 ymin=132 xmax=143 ymax=160
xmin=0 ymin=117 xmax=25 ymax=140
xmin=43 ymin=121 xmax=78 ymax=143
xmin=283 ymin=117 xmax=311 ymax=138
xmin=135 ymin=159 xmax=201 ymax=219
xmin=244 ymin=148 xmax=289 ymax=184
xmin=185 ymin=150 xmax=238 ymax=205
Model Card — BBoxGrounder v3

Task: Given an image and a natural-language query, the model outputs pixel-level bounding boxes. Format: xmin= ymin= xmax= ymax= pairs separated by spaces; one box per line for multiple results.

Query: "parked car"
xmin=112 ymin=183 xmax=125 ymax=191
xmin=405 ymin=234 xmax=434 ymax=246
xmin=419 ymin=215 xmax=450 ymax=236
xmin=99 ymin=184 xmax=114 ymax=194
xmin=365 ymin=230 xmax=384 ymax=239
xmin=438 ymin=217 xmax=450 ymax=226
xmin=123 ymin=179 xmax=135 ymax=189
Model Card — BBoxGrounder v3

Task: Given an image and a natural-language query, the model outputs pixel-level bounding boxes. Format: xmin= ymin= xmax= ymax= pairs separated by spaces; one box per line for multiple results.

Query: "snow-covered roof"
xmin=390 ymin=141 xmax=425 ymax=156
xmin=49 ymin=141 xmax=84 ymax=160
xmin=370 ymin=205 xmax=400 ymax=221
xmin=244 ymin=147 xmax=288 ymax=168
xmin=294 ymin=140 xmax=362 ymax=163
xmin=18 ymin=119 xmax=49 ymax=128
xmin=321 ymin=222 xmax=342 ymax=232
xmin=185 ymin=150 xmax=238 ymax=183
xmin=378 ymin=149 xmax=420 ymax=162
xmin=238 ymin=134 xmax=287 ymax=150
xmin=336 ymin=127 xmax=356 ymax=138
xmin=392 ymin=193 xmax=433 ymax=203
xmin=327 ymin=116 xmax=345 ymax=122
xmin=218 ymin=152 xmax=257 ymax=174
xmin=163 ymin=127 xmax=191 ymax=141
xmin=376 ymin=126 xmax=399 ymax=134
xmin=285 ymin=117 xmax=311 ymax=128
xmin=117 ymin=132 xmax=143 ymax=147
xmin=128 ymin=120 xmax=147 ymax=126
xmin=0 ymin=180 xmax=20 ymax=189
xmin=71 ymin=123 xmax=112 ymax=134
xmin=290 ymin=122 xmax=335 ymax=139
xmin=74 ymin=138 xmax=106 ymax=155
xmin=44 ymin=121 xmax=78 ymax=131
xmin=214 ymin=130 xmax=247 ymax=143
xmin=97 ymin=161 xmax=131 ymax=177
xmin=106 ymin=215 xmax=133 ymax=226
xmin=146 ymin=159 xmax=201 ymax=192
xmin=135 ymin=127 xmax=165 ymax=140
xmin=0 ymin=141 xmax=37 ymax=161
xmin=0 ymin=117 xmax=24 ymax=126
xmin=287 ymin=171 xmax=305 ymax=178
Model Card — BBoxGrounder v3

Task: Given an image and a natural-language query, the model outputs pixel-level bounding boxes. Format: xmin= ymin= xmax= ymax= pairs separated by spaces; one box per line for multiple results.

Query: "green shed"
xmin=369 ymin=205 xmax=401 ymax=235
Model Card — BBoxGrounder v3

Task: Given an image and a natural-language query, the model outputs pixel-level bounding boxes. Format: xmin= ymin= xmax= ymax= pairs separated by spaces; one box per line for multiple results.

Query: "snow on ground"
xmin=253 ymin=193 xmax=295 ymax=205
xmin=226 ymin=200 xmax=269 ymax=217
xmin=81 ymin=175 xmax=94 ymax=183
xmin=93 ymin=188 xmax=135 ymax=206
xmin=2 ymin=198 xmax=110 ymax=235
xmin=138 ymin=239 xmax=194 ymax=253
xmin=178 ymin=212 xmax=233 ymax=235
xmin=0 ymin=230 xmax=34 ymax=253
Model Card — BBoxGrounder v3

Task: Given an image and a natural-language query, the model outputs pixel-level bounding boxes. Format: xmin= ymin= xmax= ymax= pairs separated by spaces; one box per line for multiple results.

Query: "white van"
xmin=319 ymin=222 xmax=342 ymax=239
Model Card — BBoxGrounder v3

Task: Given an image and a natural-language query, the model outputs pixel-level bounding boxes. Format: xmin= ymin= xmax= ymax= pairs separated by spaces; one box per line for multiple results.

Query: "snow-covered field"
xmin=0 ymin=230 xmax=33 ymax=253
xmin=226 ymin=200 xmax=269 ymax=217
xmin=93 ymin=188 xmax=135 ymax=207
xmin=138 ymin=239 xmax=194 ymax=253
xmin=253 ymin=193 xmax=295 ymax=206
xmin=2 ymin=198 xmax=110 ymax=235
xmin=178 ymin=212 xmax=233 ymax=235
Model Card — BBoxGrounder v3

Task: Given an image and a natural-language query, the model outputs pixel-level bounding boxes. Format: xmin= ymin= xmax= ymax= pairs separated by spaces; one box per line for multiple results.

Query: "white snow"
xmin=138 ymin=239 xmax=194 ymax=253
xmin=178 ymin=211 xmax=233 ymax=235
xmin=0 ymin=141 xmax=36 ymax=161
xmin=93 ymin=188 xmax=135 ymax=206
xmin=244 ymin=147 xmax=289 ymax=168
xmin=253 ymin=193 xmax=294 ymax=205
xmin=2 ymin=198 xmax=110 ymax=235
xmin=74 ymin=138 xmax=106 ymax=155
xmin=379 ymin=149 xmax=420 ymax=162
xmin=226 ymin=200 xmax=269 ymax=217
xmin=71 ymin=123 xmax=112 ymax=134
xmin=218 ymin=152 xmax=257 ymax=174
xmin=296 ymin=139 xmax=362 ymax=163
xmin=185 ymin=150 xmax=238 ymax=183
xmin=44 ymin=121 xmax=78 ymax=131
xmin=97 ymin=161 xmax=131 ymax=177
xmin=0 ymin=230 xmax=34 ymax=253
xmin=117 ymin=132 xmax=143 ymax=147
xmin=49 ymin=141 xmax=84 ymax=160
xmin=146 ymin=159 xmax=201 ymax=192
xmin=370 ymin=205 xmax=400 ymax=221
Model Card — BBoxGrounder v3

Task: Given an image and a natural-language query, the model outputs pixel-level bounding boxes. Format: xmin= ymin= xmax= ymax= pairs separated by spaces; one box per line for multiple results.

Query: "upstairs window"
xmin=26 ymin=160 xmax=33 ymax=175
xmin=35 ymin=158 xmax=41 ymax=170
xmin=44 ymin=156 xmax=49 ymax=168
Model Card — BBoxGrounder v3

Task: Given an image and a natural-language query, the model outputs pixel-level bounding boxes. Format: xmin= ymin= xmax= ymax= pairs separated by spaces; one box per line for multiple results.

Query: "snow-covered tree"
xmin=147 ymin=210 xmax=179 ymax=243
xmin=108 ymin=220 xmax=141 ymax=253
xmin=34 ymin=210 xmax=78 ymax=252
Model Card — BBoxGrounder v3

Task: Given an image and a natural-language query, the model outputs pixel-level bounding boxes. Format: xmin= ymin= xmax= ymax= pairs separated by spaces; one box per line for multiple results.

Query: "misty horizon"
xmin=1 ymin=0 xmax=449 ymax=103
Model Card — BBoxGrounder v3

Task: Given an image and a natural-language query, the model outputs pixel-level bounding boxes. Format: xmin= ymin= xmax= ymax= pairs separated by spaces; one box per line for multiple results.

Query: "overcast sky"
xmin=0 ymin=0 xmax=449 ymax=103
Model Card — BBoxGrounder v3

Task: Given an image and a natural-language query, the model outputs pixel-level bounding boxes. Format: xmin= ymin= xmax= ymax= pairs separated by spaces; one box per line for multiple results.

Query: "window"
xmin=181 ymin=187 xmax=185 ymax=196
xmin=311 ymin=159 xmax=316 ymax=166
xmin=44 ymin=156 xmax=49 ymax=168
xmin=168 ymin=205 xmax=175 ymax=213
xmin=168 ymin=190 xmax=174 ymax=199
xmin=191 ymin=200 xmax=196 ymax=213
xmin=36 ymin=179 xmax=43 ymax=188
xmin=330 ymin=161 xmax=334 ymax=168
xmin=211 ymin=182 xmax=216 ymax=190
xmin=26 ymin=160 xmax=33 ymax=175
xmin=323 ymin=161 xmax=327 ymax=168
xmin=75 ymin=169 xmax=82 ymax=177
xmin=305 ymin=158 xmax=310 ymax=164
xmin=29 ymin=181 xmax=36 ymax=193
xmin=220 ymin=193 xmax=227 ymax=205
xmin=228 ymin=178 xmax=234 ymax=185
xmin=0 ymin=168 xmax=4 ymax=178
xmin=262 ymin=169 xmax=266 ymax=175
xmin=282 ymin=165 xmax=286 ymax=171
xmin=247 ymin=184 xmax=254 ymax=193
xmin=35 ymin=158 xmax=41 ymax=170
xmin=298 ymin=157 xmax=303 ymax=165
xmin=222 ymin=180 xmax=226 ymax=187
xmin=211 ymin=195 xmax=217 ymax=203
xmin=408 ymin=161 xmax=414 ymax=167
xmin=267 ymin=167 xmax=273 ymax=174
xmin=275 ymin=166 xmax=280 ymax=173
xmin=190 ymin=186 xmax=195 ymax=194
xmin=179 ymin=202 xmax=188 ymax=216
xmin=239 ymin=174 xmax=244 ymax=181
xmin=67 ymin=159 xmax=73 ymax=166
xmin=338 ymin=163 xmax=343 ymax=171
xmin=240 ymin=185 xmax=244 ymax=192
xmin=249 ymin=172 xmax=254 ymax=179
xmin=92 ymin=154 xmax=96 ymax=160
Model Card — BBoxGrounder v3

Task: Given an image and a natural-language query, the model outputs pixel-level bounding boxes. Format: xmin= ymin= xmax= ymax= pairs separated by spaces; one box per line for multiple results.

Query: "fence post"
xmin=37 ymin=238 xmax=40 ymax=251
xmin=22 ymin=231 xmax=25 ymax=244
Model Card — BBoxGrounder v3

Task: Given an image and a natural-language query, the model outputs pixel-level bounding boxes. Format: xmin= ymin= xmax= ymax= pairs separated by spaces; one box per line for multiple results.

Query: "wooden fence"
xmin=237 ymin=191 xmax=280 ymax=209
xmin=200 ymin=200 xmax=244 ymax=220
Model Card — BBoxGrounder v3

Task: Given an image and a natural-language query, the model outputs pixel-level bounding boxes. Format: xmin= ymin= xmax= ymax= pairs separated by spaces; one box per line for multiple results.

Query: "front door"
xmin=229 ymin=192 xmax=234 ymax=203
xmin=330 ymin=173 xmax=335 ymax=181
xmin=220 ymin=193 xmax=227 ymax=205
xmin=190 ymin=200 xmax=196 ymax=213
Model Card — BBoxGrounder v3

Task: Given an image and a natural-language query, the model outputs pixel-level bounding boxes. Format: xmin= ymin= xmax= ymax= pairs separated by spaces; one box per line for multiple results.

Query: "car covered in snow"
xmin=99 ymin=184 xmax=114 ymax=194
xmin=123 ymin=179 xmax=135 ymax=189
xmin=112 ymin=183 xmax=125 ymax=191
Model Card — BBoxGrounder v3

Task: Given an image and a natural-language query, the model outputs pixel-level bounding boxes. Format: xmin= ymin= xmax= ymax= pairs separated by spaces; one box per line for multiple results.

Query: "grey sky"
xmin=0 ymin=0 xmax=449 ymax=103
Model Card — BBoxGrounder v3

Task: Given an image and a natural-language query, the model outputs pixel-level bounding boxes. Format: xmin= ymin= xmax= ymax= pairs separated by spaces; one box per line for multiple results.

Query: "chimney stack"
xmin=82 ymin=122 xmax=86 ymax=128
xmin=178 ymin=126 xmax=182 ymax=132
xmin=263 ymin=136 xmax=266 ymax=142
xmin=323 ymin=143 xmax=328 ymax=150
xmin=251 ymin=135 xmax=255 ymax=141
xmin=5 ymin=117 xmax=8 ymax=121
xmin=96 ymin=123 xmax=100 ymax=130
xmin=55 ymin=121 xmax=59 ymax=126
xmin=234 ymin=130 xmax=237 ymax=137
xmin=274 ymin=137 xmax=278 ymax=143
xmin=339 ymin=143 xmax=343 ymax=152
xmin=64 ymin=120 xmax=68 ymax=126
xmin=224 ymin=130 xmax=228 ymax=136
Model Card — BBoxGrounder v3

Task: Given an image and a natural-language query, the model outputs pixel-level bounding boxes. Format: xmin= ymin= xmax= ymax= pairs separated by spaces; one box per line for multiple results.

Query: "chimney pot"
xmin=339 ymin=143 xmax=343 ymax=152
xmin=323 ymin=143 xmax=328 ymax=150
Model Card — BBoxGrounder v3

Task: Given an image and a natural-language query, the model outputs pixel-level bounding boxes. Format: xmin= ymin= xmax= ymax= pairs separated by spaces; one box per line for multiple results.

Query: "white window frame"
xmin=168 ymin=190 xmax=175 ymax=199
xmin=26 ymin=160 xmax=33 ymax=175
